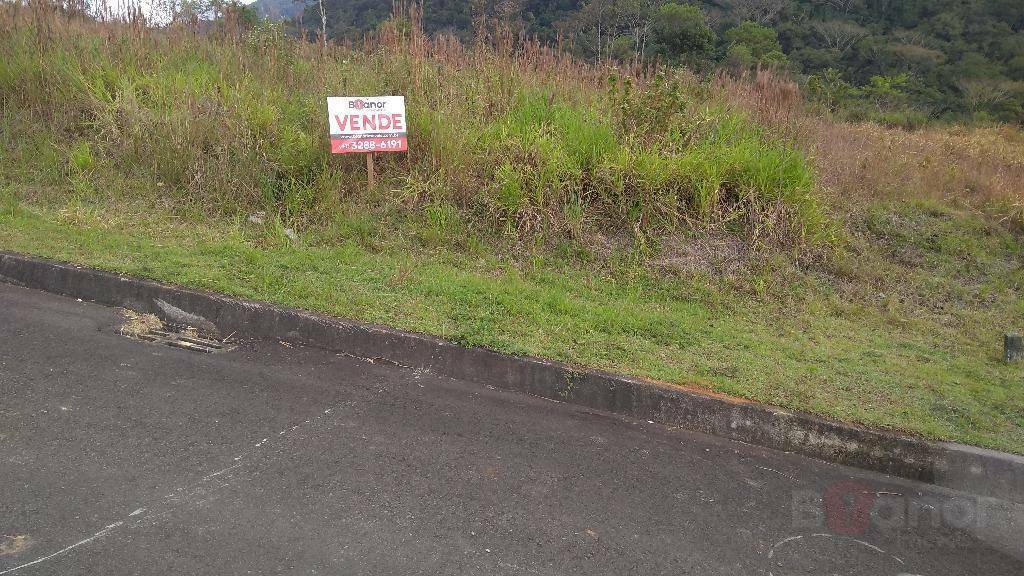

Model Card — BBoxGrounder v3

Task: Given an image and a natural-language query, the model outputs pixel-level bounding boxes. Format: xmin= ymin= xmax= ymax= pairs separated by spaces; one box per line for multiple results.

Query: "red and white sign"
xmin=327 ymin=96 xmax=407 ymax=154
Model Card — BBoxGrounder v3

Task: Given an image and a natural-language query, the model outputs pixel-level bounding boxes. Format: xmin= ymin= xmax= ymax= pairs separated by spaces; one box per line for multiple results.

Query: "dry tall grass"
xmin=1 ymin=2 xmax=828 ymax=249
xmin=717 ymin=69 xmax=1024 ymax=227
xmin=812 ymin=122 xmax=1024 ymax=223
xmin=3 ymin=1 xmax=1022 ymax=254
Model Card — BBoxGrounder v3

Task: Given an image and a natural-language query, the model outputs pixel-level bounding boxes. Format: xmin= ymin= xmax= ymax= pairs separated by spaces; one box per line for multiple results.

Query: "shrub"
xmin=1 ymin=7 xmax=827 ymax=251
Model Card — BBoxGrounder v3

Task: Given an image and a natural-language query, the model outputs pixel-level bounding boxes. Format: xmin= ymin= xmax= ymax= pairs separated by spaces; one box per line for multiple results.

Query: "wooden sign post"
xmin=366 ymin=153 xmax=376 ymax=190
xmin=327 ymin=96 xmax=407 ymax=192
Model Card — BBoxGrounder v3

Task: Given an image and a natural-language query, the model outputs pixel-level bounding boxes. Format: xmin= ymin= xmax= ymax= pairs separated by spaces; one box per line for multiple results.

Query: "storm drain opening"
xmin=120 ymin=310 xmax=234 ymax=354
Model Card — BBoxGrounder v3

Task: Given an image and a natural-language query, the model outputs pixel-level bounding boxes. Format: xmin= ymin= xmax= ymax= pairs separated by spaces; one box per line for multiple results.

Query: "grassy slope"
xmin=1 ymin=191 xmax=1022 ymax=453
xmin=1 ymin=16 xmax=1022 ymax=452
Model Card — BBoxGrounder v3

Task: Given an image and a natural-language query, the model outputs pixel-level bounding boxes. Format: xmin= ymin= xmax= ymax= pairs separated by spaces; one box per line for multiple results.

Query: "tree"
xmin=812 ymin=19 xmax=867 ymax=55
xmin=813 ymin=0 xmax=862 ymax=15
xmin=805 ymin=68 xmax=853 ymax=110
xmin=571 ymin=0 xmax=656 ymax=61
xmin=1008 ymin=54 xmax=1024 ymax=81
xmin=573 ymin=0 xmax=618 ymax=60
xmin=724 ymin=21 xmax=788 ymax=70
xmin=317 ymin=0 xmax=326 ymax=48
xmin=722 ymin=0 xmax=786 ymax=25
xmin=861 ymin=73 xmax=910 ymax=111
xmin=649 ymin=2 xmax=715 ymax=67
xmin=724 ymin=21 xmax=783 ymax=58
xmin=886 ymin=42 xmax=946 ymax=71
xmin=619 ymin=0 xmax=658 ymax=60
xmin=289 ymin=0 xmax=1024 ymax=126
xmin=609 ymin=34 xmax=638 ymax=60
xmin=958 ymin=78 xmax=1014 ymax=113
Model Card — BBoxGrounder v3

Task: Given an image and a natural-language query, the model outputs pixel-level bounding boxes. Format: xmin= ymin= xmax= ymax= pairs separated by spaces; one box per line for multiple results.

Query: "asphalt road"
xmin=0 ymin=281 xmax=1021 ymax=575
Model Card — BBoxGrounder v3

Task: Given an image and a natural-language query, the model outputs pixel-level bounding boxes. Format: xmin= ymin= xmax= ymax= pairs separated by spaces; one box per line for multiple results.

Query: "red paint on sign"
xmin=331 ymin=136 xmax=408 ymax=154
xmin=334 ymin=114 xmax=405 ymax=133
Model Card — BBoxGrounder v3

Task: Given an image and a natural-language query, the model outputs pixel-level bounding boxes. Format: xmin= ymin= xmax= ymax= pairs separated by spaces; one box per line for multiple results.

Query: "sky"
xmin=91 ymin=0 xmax=260 ymax=23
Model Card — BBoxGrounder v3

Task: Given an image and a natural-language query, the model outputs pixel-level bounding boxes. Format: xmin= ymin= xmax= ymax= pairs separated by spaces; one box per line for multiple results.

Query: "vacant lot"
xmin=1 ymin=8 xmax=1022 ymax=452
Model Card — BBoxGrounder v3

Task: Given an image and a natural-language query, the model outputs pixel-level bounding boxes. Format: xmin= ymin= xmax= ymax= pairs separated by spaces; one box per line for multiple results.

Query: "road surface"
xmin=0 ymin=281 xmax=1020 ymax=575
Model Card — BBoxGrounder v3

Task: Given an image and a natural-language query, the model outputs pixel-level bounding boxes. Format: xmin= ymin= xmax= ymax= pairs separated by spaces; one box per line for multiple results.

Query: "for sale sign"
xmin=327 ymin=96 xmax=408 ymax=154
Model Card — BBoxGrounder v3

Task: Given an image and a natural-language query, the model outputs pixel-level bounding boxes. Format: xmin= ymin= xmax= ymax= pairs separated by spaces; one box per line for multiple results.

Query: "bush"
xmin=0 ymin=9 xmax=827 ymax=249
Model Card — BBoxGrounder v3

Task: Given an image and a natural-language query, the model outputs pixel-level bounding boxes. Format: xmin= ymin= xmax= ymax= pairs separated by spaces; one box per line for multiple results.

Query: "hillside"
xmin=296 ymin=0 xmax=1024 ymax=125
xmin=1 ymin=5 xmax=1023 ymax=453
xmin=252 ymin=0 xmax=306 ymax=21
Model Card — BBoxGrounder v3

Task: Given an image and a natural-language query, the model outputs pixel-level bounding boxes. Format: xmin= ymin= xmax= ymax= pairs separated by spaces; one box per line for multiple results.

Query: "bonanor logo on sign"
xmin=347 ymin=99 xmax=386 ymax=110
xmin=327 ymin=96 xmax=407 ymax=154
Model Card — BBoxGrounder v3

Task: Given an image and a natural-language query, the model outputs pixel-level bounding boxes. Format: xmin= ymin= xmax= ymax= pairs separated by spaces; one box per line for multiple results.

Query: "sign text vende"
xmin=327 ymin=96 xmax=407 ymax=154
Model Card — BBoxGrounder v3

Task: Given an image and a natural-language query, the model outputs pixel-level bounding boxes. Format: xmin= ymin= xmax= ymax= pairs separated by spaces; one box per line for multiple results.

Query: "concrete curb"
xmin=2 ymin=251 xmax=1022 ymax=503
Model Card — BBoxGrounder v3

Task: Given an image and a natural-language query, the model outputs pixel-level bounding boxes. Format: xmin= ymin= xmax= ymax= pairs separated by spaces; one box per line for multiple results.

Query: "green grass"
xmin=0 ymin=20 xmax=824 ymax=244
xmin=0 ymin=191 xmax=1021 ymax=453
xmin=1 ymin=13 xmax=1022 ymax=453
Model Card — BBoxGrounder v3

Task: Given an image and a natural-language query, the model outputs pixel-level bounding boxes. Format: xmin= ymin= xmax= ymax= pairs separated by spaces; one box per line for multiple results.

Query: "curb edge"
xmin=2 ymin=250 xmax=1020 ymax=502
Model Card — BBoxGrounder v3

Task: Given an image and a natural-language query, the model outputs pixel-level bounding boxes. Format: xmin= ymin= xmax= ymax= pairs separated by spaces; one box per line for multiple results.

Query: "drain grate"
xmin=135 ymin=328 xmax=234 ymax=354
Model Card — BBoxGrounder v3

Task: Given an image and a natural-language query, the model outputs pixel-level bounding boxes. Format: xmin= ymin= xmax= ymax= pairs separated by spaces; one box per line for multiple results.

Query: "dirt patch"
xmin=120 ymin=309 xmax=163 ymax=337
xmin=654 ymin=234 xmax=751 ymax=275
xmin=0 ymin=535 xmax=32 ymax=556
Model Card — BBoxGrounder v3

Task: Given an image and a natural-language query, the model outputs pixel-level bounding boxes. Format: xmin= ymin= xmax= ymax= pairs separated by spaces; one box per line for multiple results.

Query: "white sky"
xmin=95 ymin=0 xmax=260 ymax=23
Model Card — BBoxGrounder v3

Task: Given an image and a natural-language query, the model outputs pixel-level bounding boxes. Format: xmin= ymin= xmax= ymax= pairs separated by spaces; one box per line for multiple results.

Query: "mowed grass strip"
xmin=1 ymin=195 xmax=1021 ymax=454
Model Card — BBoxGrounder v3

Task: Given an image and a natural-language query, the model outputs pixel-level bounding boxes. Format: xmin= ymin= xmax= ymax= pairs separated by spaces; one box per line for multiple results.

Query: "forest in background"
xmin=248 ymin=0 xmax=1024 ymax=126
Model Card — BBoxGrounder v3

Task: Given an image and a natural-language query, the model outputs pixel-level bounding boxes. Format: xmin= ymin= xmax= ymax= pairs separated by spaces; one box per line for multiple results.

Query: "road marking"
xmin=0 ymin=397 xmax=356 ymax=573
xmin=0 ymin=523 xmax=122 ymax=575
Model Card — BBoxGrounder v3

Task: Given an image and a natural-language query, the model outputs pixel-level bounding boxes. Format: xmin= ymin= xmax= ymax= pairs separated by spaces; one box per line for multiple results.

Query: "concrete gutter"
xmin=2 ymin=250 xmax=1021 ymax=503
